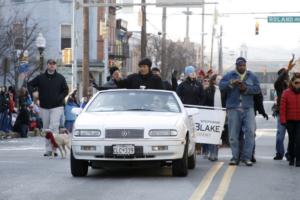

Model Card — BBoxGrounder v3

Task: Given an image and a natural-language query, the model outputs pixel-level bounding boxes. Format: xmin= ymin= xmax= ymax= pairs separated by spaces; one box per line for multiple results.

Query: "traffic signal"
xmin=255 ymin=21 xmax=259 ymax=35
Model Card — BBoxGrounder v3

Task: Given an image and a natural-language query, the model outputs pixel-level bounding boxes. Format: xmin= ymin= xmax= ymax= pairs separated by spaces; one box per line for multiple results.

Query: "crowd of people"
xmin=1 ymin=55 xmax=299 ymax=167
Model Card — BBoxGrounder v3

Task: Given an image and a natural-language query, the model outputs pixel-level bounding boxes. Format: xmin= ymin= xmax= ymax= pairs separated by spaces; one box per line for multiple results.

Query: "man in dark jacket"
xmin=28 ymin=59 xmax=69 ymax=156
xmin=151 ymin=67 xmax=178 ymax=91
xmin=273 ymin=56 xmax=295 ymax=160
xmin=115 ymin=58 xmax=163 ymax=90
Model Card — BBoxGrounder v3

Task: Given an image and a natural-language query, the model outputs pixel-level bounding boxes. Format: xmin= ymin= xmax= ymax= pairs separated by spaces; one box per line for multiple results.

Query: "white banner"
xmin=186 ymin=106 xmax=226 ymax=144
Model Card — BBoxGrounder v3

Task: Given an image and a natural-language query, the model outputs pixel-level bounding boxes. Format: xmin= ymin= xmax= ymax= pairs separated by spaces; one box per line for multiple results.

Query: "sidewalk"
xmin=0 ymin=129 xmax=41 ymax=140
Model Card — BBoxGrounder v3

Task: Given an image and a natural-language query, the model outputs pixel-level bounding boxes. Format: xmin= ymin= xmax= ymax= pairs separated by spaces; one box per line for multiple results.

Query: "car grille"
xmin=105 ymin=129 xmax=144 ymax=139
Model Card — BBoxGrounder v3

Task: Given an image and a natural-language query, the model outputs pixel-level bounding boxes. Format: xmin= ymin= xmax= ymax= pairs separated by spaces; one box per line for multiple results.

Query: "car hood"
xmin=75 ymin=111 xmax=183 ymax=129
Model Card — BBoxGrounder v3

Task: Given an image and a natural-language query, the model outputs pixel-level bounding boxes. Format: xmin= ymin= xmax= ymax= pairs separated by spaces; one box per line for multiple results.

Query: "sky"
xmin=117 ymin=0 xmax=300 ymax=65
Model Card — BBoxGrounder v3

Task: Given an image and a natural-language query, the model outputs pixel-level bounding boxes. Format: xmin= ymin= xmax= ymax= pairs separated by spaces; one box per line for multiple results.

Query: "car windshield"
xmin=86 ymin=90 xmax=181 ymax=113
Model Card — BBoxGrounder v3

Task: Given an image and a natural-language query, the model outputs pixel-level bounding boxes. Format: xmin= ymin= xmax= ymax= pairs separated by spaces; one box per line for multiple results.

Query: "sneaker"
xmin=285 ymin=153 xmax=290 ymax=161
xmin=54 ymin=152 xmax=58 ymax=157
xmin=296 ymin=161 xmax=300 ymax=167
xmin=208 ymin=157 xmax=218 ymax=162
xmin=251 ymin=156 xmax=256 ymax=163
xmin=289 ymin=160 xmax=295 ymax=166
xmin=229 ymin=158 xmax=239 ymax=165
xmin=242 ymin=160 xmax=253 ymax=166
xmin=273 ymin=154 xmax=283 ymax=160
xmin=43 ymin=152 xmax=51 ymax=157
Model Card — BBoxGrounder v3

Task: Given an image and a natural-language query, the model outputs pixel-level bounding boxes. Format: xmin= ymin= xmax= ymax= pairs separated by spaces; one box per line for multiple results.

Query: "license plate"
xmin=113 ymin=145 xmax=135 ymax=155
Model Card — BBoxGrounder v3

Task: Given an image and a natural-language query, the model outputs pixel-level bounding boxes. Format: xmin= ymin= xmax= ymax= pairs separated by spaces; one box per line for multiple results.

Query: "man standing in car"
xmin=114 ymin=58 xmax=163 ymax=90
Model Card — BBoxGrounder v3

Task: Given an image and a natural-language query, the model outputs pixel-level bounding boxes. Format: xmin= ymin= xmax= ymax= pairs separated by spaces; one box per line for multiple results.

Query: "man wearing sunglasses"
xmin=28 ymin=59 xmax=69 ymax=157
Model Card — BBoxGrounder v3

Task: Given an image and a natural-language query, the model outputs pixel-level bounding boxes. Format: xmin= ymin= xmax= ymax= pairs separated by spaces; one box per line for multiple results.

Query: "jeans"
xmin=286 ymin=121 xmax=300 ymax=162
xmin=40 ymin=107 xmax=64 ymax=153
xmin=20 ymin=124 xmax=28 ymax=138
xmin=65 ymin=120 xmax=75 ymax=133
xmin=208 ymin=144 xmax=218 ymax=159
xmin=227 ymin=108 xmax=255 ymax=160
xmin=275 ymin=114 xmax=286 ymax=156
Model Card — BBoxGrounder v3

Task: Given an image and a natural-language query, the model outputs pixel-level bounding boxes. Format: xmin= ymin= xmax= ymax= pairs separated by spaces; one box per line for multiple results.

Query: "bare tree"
xmin=0 ymin=11 xmax=40 ymax=89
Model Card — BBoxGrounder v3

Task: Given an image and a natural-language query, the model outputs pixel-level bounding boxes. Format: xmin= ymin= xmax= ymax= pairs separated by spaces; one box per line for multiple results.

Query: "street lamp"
xmin=36 ymin=33 xmax=46 ymax=72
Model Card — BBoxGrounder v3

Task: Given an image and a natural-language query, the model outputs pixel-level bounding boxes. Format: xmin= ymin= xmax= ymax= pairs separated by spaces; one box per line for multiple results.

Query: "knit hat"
xmin=185 ymin=66 xmax=195 ymax=75
xmin=139 ymin=58 xmax=152 ymax=68
xmin=235 ymin=57 xmax=247 ymax=66
xmin=198 ymin=69 xmax=206 ymax=77
xmin=109 ymin=66 xmax=119 ymax=76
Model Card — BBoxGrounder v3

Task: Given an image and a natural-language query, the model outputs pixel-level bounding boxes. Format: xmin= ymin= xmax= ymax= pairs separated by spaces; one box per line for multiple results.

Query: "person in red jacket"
xmin=280 ymin=72 xmax=300 ymax=167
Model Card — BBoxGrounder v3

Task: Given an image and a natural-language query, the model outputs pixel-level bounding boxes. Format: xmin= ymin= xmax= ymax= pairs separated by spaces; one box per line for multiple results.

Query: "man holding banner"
xmin=219 ymin=57 xmax=261 ymax=166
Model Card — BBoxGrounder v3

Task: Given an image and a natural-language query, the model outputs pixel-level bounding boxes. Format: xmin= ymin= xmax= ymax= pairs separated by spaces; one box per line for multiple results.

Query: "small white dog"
xmin=45 ymin=130 xmax=70 ymax=159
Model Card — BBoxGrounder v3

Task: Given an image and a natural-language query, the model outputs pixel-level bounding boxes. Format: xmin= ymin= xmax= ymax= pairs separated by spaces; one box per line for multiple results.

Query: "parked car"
xmin=71 ymin=89 xmax=196 ymax=177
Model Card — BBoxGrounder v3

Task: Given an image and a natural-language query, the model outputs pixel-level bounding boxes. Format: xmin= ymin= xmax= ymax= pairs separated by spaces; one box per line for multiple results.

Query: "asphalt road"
xmin=0 ymin=123 xmax=299 ymax=200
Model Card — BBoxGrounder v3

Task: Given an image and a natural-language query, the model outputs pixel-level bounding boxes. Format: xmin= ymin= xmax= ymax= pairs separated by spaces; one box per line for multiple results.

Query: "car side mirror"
xmin=185 ymin=108 xmax=200 ymax=117
xmin=72 ymin=107 xmax=83 ymax=115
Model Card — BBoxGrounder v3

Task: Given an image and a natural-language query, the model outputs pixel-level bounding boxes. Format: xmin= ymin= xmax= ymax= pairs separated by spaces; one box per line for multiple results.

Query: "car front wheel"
xmin=172 ymin=136 xmax=188 ymax=177
xmin=70 ymin=149 xmax=88 ymax=177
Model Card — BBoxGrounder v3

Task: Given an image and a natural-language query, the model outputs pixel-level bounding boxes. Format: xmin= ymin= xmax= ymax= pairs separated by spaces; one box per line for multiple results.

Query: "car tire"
xmin=188 ymin=149 xmax=196 ymax=169
xmin=172 ymin=136 xmax=188 ymax=177
xmin=70 ymin=149 xmax=88 ymax=177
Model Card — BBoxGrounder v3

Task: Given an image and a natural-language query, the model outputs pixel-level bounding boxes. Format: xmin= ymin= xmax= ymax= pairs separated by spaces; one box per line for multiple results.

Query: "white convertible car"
xmin=71 ymin=89 xmax=196 ymax=177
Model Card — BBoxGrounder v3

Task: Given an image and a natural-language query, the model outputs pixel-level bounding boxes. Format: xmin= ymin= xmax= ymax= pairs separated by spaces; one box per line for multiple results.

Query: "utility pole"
xmin=209 ymin=26 xmax=215 ymax=70
xmin=72 ymin=0 xmax=78 ymax=91
xmin=161 ymin=7 xmax=167 ymax=78
xmin=201 ymin=1 xmax=205 ymax=70
xmin=141 ymin=0 xmax=147 ymax=58
xmin=103 ymin=0 xmax=109 ymax=84
xmin=218 ymin=26 xmax=223 ymax=75
xmin=183 ymin=7 xmax=191 ymax=43
xmin=82 ymin=0 xmax=90 ymax=97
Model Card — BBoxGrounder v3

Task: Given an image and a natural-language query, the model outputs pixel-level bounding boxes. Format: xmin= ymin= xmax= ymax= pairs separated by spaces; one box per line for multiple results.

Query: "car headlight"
xmin=74 ymin=130 xmax=101 ymax=137
xmin=149 ymin=129 xmax=178 ymax=136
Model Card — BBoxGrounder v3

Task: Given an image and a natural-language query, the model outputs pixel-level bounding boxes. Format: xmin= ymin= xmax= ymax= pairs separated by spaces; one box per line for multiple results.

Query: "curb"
xmin=0 ymin=129 xmax=41 ymax=140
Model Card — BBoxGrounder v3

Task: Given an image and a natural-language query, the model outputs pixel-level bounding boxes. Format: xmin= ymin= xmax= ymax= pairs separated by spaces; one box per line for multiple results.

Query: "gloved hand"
xmin=263 ymin=113 xmax=269 ymax=120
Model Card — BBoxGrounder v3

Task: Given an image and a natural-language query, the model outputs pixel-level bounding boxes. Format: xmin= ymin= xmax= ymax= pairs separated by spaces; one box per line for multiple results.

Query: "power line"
xmin=0 ymin=0 xmax=53 ymax=7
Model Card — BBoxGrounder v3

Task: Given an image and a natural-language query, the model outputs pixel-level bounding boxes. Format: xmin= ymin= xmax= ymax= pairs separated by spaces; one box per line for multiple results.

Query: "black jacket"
xmin=115 ymin=72 xmax=163 ymax=89
xmin=254 ymin=92 xmax=267 ymax=116
xmin=274 ymin=70 xmax=288 ymax=111
xmin=28 ymin=71 xmax=69 ymax=109
xmin=176 ymin=78 xmax=205 ymax=105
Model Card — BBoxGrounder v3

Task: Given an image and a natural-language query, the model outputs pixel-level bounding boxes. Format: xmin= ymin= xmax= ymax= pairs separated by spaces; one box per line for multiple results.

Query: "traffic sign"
xmin=268 ymin=16 xmax=300 ymax=23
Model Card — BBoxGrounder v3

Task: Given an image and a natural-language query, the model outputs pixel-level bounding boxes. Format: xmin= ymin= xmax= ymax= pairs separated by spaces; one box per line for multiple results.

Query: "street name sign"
xmin=156 ymin=0 xmax=204 ymax=7
xmin=268 ymin=16 xmax=300 ymax=23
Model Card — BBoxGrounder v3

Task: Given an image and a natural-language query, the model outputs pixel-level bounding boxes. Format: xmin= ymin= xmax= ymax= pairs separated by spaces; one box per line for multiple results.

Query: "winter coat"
xmin=274 ymin=70 xmax=288 ymax=112
xmin=28 ymin=70 xmax=69 ymax=109
xmin=254 ymin=92 xmax=267 ymax=116
xmin=102 ymin=79 xmax=118 ymax=89
xmin=115 ymin=72 xmax=163 ymax=90
xmin=176 ymin=78 xmax=205 ymax=105
xmin=219 ymin=70 xmax=260 ymax=109
xmin=280 ymin=88 xmax=300 ymax=124
xmin=64 ymin=102 xmax=79 ymax=121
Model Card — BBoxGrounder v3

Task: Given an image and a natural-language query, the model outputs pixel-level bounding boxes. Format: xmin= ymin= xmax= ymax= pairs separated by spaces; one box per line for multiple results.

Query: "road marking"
xmin=0 ymin=147 xmax=43 ymax=151
xmin=212 ymin=166 xmax=236 ymax=200
xmin=189 ymin=162 xmax=224 ymax=200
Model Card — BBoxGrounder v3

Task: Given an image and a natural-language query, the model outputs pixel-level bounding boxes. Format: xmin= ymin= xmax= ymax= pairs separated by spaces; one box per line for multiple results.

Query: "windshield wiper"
xmin=126 ymin=108 xmax=154 ymax=111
